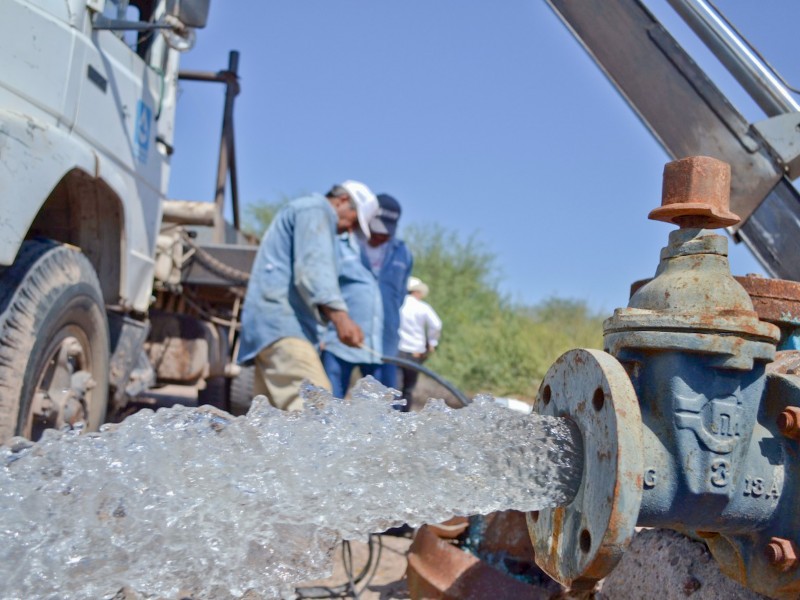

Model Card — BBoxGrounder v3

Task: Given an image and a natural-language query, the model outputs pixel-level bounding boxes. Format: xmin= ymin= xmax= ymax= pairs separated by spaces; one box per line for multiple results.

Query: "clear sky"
xmin=167 ymin=1 xmax=800 ymax=313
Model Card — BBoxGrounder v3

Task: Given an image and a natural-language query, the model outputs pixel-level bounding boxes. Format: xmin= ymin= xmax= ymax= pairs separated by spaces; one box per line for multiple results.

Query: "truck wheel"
xmin=0 ymin=240 xmax=109 ymax=442
xmin=229 ymin=365 xmax=255 ymax=415
xmin=197 ymin=376 xmax=230 ymax=412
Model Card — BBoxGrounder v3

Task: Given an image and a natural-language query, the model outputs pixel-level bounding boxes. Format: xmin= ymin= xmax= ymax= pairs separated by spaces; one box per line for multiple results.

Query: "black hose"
xmin=181 ymin=231 xmax=251 ymax=285
xmin=380 ymin=355 xmax=470 ymax=407
xmin=295 ymin=535 xmax=380 ymax=599
xmin=342 ymin=541 xmax=360 ymax=600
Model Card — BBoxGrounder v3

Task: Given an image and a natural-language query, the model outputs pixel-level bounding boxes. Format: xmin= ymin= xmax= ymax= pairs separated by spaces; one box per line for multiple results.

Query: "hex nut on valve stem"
xmin=765 ymin=538 xmax=799 ymax=571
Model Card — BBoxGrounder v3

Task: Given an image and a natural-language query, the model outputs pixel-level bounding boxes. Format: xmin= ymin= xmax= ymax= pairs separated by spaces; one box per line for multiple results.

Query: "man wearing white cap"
xmin=238 ymin=180 xmax=379 ymax=410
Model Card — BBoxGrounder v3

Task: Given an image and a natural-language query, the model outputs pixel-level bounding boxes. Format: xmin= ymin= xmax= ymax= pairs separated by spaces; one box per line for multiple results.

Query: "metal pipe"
xmin=212 ymin=51 xmax=240 ymax=242
xmin=225 ymin=51 xmax=241 ymax=235
xmin=667 ymin=0 xmax=800 ymax=116
xmin=226 ymin=94 xmax=241 ymax=233
xmin=178 ymin=70 xmax=230 ymax=83
xmin=93 ymin=16 xmax=172 ymax=31
xmin=162 ymin=199 xmax=216 ymax=226
xmin=178 ymin=51 xmax=241 ymax=242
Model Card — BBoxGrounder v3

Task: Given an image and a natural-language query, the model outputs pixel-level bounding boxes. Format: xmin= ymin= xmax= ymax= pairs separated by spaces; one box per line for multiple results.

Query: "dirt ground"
xmin=296 ymin=534 xmax=413 ymax=599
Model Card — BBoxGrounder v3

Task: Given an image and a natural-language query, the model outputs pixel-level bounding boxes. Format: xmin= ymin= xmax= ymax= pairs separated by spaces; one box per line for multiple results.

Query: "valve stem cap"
xmin=765 ymin=537 xmax=799 ymax=571
xmin=649 ymin=156 xmax=740 ymax=228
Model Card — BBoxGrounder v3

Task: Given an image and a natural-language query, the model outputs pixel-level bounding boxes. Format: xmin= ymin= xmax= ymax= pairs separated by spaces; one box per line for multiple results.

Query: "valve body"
xmin=530 ymin=157 xmax=800 ymax=599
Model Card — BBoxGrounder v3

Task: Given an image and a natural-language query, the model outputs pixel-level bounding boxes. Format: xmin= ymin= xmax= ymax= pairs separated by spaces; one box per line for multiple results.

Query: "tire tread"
xmin=0 ymin=240 xmax=106 ymax=440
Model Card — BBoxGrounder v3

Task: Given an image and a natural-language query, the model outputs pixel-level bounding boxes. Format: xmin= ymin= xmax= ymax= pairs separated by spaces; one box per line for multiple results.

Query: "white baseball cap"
xmin=341 ymin=180 xmax=379 ymax=238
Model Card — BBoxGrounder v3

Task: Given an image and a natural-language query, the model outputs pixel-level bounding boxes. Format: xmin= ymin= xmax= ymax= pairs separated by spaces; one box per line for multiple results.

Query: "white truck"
xmin=0 ymin=0 xmax=253 ymax=442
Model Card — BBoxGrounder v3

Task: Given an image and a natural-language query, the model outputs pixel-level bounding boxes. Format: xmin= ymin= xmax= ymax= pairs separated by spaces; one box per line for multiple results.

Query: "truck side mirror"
xmin=91 ymin=0 xmax=209 ymax=52
xmin=167 ymin=0 xmax=210 ymax=29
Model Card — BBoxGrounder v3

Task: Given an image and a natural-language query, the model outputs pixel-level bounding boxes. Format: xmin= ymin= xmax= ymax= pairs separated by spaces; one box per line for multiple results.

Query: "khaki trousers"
xmin=254 ymin=337 xmax=332 ymax=411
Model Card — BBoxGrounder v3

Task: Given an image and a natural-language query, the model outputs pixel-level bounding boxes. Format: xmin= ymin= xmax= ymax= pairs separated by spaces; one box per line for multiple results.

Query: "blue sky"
xmin=167 ymin=1 xmax=800 ymax=313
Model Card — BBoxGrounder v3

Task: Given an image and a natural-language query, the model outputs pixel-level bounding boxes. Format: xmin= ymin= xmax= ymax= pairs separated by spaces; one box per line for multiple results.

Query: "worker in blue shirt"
xmin=360 ymin=194 xmax=413 ymax=390
xmin=320 ymin=231 xmax=384 ymax=398
xmin=238 ymin=181 xmax=379 ymax=410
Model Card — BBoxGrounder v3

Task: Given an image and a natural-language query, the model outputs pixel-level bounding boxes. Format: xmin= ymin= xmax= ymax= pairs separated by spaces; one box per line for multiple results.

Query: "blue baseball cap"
xmin=370 ymin=194 xmax=402 ymax=237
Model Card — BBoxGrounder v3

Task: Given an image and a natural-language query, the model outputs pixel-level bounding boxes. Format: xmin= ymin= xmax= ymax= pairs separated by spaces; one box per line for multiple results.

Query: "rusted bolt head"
xmin=649 ymin=156 xmax=740 ymax=228
xmin=765 ymin=537 xmax=799 ymax=571
xmin=777 ymin=407 xmax=800 ymax=440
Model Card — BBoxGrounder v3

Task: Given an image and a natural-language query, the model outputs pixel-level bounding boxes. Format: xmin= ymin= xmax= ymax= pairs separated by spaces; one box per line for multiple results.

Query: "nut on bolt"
xmin=765 ymin=537 xmax=799 ymax=571
xmin=777 ymin=407 xmax=800 ymax=440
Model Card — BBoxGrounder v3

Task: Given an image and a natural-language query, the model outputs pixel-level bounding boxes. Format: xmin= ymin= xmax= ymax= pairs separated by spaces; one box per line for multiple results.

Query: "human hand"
xmin=328 ymin=310 xmax=364 ymax=348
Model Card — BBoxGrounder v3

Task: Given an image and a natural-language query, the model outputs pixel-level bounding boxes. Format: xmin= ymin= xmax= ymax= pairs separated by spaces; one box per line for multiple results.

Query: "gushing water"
xmin=0 ymin=378 xmax=582 ymax=599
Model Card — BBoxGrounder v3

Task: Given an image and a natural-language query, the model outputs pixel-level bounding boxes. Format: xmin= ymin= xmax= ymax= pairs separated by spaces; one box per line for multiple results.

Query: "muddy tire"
xmin=198 ymin=365 xmax=256 ymax=416
xmin=197 ymin=375 xmax=230 ymax=412
xmin=0 ymin=240 xmax=109 ymax=442
xmin=229 ymin=365 xmax=255 ymax=415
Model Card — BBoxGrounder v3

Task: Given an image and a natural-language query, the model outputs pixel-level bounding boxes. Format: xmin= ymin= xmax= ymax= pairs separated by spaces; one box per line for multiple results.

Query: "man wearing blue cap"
xmin=360 ymin=193 xmax=414 ymax=390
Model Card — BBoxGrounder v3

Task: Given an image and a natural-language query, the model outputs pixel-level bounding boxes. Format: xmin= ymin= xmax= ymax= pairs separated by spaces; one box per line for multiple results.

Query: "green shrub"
xmin=404 ymin=224 xmax=605 ymax=398
xmin=243 ymin=200 xmax=286 ymax=238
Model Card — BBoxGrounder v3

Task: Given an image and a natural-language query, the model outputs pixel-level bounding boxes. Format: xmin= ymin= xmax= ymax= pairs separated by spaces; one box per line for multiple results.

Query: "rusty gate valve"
xmin=605 ymin=155 xmax=779 ymax=368
xmin=531 ymin=157 xmax=800 ymax=599
xmin=600 ymin=156 xmax=786 ymax=598
xmin=648 ymin=156 xmax=741 ymax=229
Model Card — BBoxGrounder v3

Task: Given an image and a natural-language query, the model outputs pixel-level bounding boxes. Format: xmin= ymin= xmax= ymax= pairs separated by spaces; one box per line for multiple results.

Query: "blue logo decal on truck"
xmin=135 ymin=100 xmax=152 ymax=163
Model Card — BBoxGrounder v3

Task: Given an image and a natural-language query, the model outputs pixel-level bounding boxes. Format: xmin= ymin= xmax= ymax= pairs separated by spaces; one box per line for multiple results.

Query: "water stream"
xmin=0 ymin=378 xmax=582 ymax=599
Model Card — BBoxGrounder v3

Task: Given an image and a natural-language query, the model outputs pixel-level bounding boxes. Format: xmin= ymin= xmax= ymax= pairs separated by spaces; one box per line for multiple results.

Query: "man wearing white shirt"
xmin=397 ymin=276 xmax=442 ymax=410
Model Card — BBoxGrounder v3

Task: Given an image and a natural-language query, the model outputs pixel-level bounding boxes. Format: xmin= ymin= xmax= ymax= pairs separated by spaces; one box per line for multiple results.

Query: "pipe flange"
xmin=604 ymin=308 xmax=779 ymax=370
xmin=604 ymin=308 xmax=780 ymax=341
xmin=735 ymin=276 xmax=800 ymax=328
xmin=528 ymin=349 xmax=643 ymax=589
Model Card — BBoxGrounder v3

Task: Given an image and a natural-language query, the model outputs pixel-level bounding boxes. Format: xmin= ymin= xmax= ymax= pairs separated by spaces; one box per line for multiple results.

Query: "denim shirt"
xmin=238 ymin=194 xmax=347 ymax=364
xmin=322 ymin=233 xmax=383 ymax=365
xmin=361 ymin=237 xmax=413 ymax=358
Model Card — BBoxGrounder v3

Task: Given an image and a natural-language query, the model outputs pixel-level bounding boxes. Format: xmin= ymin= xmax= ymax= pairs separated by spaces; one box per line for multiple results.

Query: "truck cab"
xmin=0 ymin=0 xmax=217 ymax=441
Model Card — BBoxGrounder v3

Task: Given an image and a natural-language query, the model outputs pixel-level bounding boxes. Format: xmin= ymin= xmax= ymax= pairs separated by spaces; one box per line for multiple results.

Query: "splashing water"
xmin=0 ymin=378 xmax=582 ymax=599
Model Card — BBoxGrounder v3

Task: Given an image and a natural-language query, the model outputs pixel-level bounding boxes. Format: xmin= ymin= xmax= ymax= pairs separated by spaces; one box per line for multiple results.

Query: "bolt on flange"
xmin=765 ymin=538 xmax=799 ymax=572
xmin=777 ymin=407 xmax=800 ymax=440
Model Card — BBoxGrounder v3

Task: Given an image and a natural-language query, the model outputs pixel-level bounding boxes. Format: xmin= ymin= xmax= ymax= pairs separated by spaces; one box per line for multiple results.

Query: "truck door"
xmin=0 ymin=0 xmax=82 ymax=128
xmin=73 ymin=0 xmax=168 ymax=310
